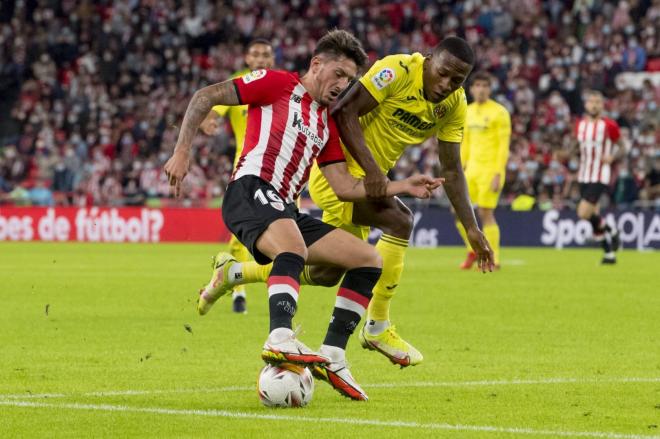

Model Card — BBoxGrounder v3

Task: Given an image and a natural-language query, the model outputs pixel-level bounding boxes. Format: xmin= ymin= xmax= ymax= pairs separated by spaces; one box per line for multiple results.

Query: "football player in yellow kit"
xmin=307 ymin=36 xmax=494 ymax=367
xmin=199 ymin=39 xmax=274 ymax=313
xmin=455 ymin=72 xmax=511 ymax=270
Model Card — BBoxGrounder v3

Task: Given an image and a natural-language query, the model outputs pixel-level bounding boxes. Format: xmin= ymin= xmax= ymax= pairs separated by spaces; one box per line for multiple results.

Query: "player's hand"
xmin=164 ymin=150 xmax=191 ymax=198
xmin=199 ymin=113 xmax=220 ymax=136
xmin=364 ymin=171 xmax=389 ymax=199
xmin=466 ymin=226 xmax=495 ymax=273
xmin=602 ymin=155 xmax=615 ymax=164
xmin=490 ymin=173 xmax=501 ymax=192
xmin=403 ymin=175 xmax=444 ymax=199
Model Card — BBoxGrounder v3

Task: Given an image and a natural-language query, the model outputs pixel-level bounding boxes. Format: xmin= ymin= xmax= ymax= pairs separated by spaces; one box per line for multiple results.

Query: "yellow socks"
xmin=483 ymin=223 xmax=500 ymax=265
xmin=235 ymin=262 xmax=319 ymax=286
xmin=368 ymin=234 xmax=408 ymax=322
xmin=455 ymin=221 xmax=473 ymax=252
xmin=241 ymin=261 xmax=271 ymax=284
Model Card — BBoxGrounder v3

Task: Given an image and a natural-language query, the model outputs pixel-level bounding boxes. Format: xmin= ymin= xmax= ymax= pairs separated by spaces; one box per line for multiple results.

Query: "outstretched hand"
xmin=404 ymin=175 xmax=445 ymax=199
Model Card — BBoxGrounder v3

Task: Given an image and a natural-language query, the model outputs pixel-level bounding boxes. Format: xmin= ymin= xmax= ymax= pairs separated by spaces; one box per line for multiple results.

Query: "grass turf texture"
xmin=0 ymin=242 xmax=658 ymax=439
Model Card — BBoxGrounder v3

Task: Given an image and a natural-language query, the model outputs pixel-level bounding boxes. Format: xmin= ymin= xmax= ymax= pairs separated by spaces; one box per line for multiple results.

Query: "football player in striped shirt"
xmin=571 ymin=90 xmax=622 ymax=264
xmin=164 ymin=30 xmax=443 ymax=401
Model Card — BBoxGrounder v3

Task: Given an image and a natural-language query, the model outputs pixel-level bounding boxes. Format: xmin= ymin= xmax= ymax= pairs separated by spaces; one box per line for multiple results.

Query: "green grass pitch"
xmin=0 ymin=242 xmax=658 ymax=438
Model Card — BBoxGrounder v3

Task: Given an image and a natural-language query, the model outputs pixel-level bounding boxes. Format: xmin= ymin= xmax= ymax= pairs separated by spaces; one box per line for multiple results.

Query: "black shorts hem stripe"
xmin=233 ymin=81 xmax=242 ymax=105
xmin=317 ymin=159 xmax=346 ymax=168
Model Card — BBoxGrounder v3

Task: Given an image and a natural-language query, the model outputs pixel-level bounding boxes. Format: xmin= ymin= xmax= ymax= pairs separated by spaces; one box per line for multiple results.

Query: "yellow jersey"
xmin=461 ymin=99 xmax=511 ymax=175
xmin=212 ymin=69 xmax=250 ymax=168
xmin=348 ymin=52 xmax=467 ymax=176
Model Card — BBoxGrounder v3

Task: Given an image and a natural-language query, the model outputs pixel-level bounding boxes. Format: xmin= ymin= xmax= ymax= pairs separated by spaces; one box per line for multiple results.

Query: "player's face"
xmin=245 ymin=43 xmax=274 ymax=70
xmin=310 ymin=55 xmax=357 ymax=106
xmin=584 ymin=94 xmax=604 ymax=118
xmin=470 ymin=79 xmax=491 ymax=103
xmin=423 ymin=51 xmax=472 ymax=103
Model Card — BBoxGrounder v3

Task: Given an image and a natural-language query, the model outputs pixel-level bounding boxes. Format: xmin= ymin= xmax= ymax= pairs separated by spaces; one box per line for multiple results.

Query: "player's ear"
xmin=309 ymin=56 xmax=322 ymax=74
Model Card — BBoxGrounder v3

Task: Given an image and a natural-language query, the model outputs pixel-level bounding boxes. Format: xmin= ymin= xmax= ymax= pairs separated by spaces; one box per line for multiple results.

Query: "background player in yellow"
xmin=454 ymin=72 xmax=511 ymax=270
xmin=229 ymin=37 xmax=494 ymax=368
xmin=198 ymin=39 xmax=274 ymax=314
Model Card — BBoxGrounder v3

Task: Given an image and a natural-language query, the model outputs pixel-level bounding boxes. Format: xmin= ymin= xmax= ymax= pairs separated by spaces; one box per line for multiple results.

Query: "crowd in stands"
xmin=0 ymin=0 xmax=658 ymax=210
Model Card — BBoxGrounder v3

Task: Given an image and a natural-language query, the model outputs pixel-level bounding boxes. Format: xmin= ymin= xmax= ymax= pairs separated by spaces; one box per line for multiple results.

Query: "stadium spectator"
xmin=0 ymin=0 xmax=658 ymax=209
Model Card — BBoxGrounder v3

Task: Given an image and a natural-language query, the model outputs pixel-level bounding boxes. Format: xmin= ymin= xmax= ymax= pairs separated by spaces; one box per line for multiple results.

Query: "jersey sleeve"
xmin=607 ymin=119 xmax=621 ymax=142
xmin=212 ymin=105 xmax=229 ymax=117
xmin=436 ymin=89 xmax=467 ymax=144
xmin=358 ymin=55 xmax=411 ymax=104
xmin=316 ymin=117 xmax=346 ymax=167
xmin=232 ymin=69 xmax=291 ymax=106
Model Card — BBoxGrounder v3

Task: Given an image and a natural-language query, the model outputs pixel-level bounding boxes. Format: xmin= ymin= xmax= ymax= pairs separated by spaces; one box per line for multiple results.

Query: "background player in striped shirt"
xmin=455 ymin=71 xmax=511 ymax=270
xmin=164 ymin=30 xmax=443 ymax=401
xmin=571 ymin=90 xmax=622 ymax=264
xmin=198 ymin=39 xmax=275 ymax=314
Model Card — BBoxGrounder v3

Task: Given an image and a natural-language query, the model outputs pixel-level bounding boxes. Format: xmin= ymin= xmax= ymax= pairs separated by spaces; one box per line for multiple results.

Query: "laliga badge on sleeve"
xmin=371 ymin=68 xmax=396 ymax=90
xmin=242 ymin=69 xmax=267 ymax=84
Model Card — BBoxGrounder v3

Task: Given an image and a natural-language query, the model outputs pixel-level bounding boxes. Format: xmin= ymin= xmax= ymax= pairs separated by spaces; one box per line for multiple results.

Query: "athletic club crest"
xmin=433 ymin=105 xmax=447 ymax=119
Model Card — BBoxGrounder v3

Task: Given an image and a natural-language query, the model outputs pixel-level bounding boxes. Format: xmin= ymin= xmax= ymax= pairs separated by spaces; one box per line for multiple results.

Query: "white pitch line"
xmin=0 ymin=399 xmax=657 ymax=439
xmin=1 ymin=377 xmax=657 ymax=400
xmin=366 ymin=376 xmax=660 ymax=388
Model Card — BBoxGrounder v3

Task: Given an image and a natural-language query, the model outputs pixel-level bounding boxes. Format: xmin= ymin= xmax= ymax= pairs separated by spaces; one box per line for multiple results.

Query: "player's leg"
xmin=456 ymin=170 xmax=479 ymax=269
xmin=303 ymin=223 xmax=383 ymax=400
xmin=577 ymin=184 xmax=617 ymax=264
xmin=351 ymin=197 xmax=423 ymax=367
xmin=251 ymin=218 xmax=330 ymax=365
xmin=228 ymin=235 xmax=249 ymax=313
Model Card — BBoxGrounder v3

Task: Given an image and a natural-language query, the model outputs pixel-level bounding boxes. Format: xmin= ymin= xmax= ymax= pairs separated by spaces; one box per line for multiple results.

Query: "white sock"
xmin=604 ymin=252 xmax=615 ymax=259
xmin=227 ymin=263 xmax=244 ymax=286
xmin=268 ymin=327 xmax=293 ymax=342
xmin=320 ymin=344 xmax=345 ymax=362
xmin=366 ymin=319 xmax=390 ymax=336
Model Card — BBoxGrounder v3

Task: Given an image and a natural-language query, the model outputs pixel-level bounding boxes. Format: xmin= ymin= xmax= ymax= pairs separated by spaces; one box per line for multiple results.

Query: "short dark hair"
xmin=313 ymin=30 xmax=368 ymax=69
xmin=433 ymin=37 xmax=475 ymax=66
xmin=246 ymin=39 xmax=272 ymax=52
xmin=471 ymin=71 xmax=492 ymax=85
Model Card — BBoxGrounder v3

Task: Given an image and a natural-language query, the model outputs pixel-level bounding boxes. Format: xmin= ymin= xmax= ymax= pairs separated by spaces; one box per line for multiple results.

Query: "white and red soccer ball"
xmin=257 ymin=363 xmax=314 ymax=408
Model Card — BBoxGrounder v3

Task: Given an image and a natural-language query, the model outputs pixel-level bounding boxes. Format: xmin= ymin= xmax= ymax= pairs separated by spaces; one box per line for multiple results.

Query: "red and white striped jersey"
xmin=231 ymin=69 xmax=345 ymax=203
xmin=574 ymin=117 xmax=620 ymax=184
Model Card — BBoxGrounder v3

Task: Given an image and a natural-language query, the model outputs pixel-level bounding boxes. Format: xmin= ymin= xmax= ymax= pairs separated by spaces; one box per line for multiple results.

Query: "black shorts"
xmin=579 ymin=183 xmax=608 ymax=204
xmin=222 ymin=175 xmax=335 ymax=264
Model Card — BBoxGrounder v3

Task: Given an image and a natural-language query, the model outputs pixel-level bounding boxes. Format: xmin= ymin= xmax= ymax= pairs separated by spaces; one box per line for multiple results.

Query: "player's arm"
xmin=491 ymin=108 xmax=511 ymax=192
xmin=438 ymin=140 xmax=494 ymax=272
xmin=460 ymin=123 xmax=470 ymax=170
xmin=320 ymin=161 xmax=443 ymax=201
xmin=331 ymin=82 xmax=388 ymax=198
xmin=603 ymin=121 xmax=624 ymax=164
xmin=164 ymin=80 xmax=240 ymax=195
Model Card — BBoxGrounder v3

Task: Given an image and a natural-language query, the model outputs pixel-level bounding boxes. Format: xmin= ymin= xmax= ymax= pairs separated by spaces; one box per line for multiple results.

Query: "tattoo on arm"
xmin=437 ymin=140 xmax=478 ymax=230
xmin=175 ymin=80 xmax=239 ymax=154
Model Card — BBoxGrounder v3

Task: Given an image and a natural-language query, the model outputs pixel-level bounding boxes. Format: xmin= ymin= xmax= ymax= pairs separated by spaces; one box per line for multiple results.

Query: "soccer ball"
xmin=257 ymin=363 xmax=314 ymax=408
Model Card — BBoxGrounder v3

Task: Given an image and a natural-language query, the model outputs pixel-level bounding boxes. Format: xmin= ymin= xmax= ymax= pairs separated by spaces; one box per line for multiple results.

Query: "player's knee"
xmin=381 ymin=207 xmax=413 ymax=238
xmin=283 ymin=245 xmax=308 ymax=262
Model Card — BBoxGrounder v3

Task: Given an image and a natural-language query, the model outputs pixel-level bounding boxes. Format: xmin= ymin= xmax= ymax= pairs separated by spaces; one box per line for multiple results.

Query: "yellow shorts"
xmin=465 ymin=168 xmax=503 ymax=209
xmin=308 ymin=164 xmax=370 ymax=241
